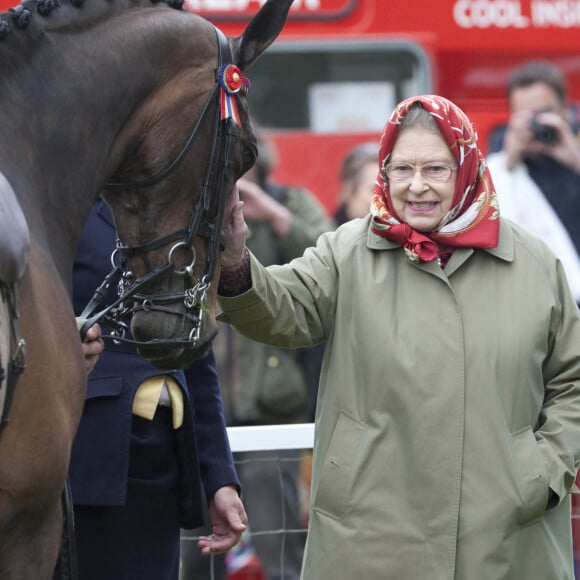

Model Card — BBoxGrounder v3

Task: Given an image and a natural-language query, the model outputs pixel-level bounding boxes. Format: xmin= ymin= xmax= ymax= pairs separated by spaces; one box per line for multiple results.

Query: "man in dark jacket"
xmin=70 ymin=199 xmax=246 ymax=580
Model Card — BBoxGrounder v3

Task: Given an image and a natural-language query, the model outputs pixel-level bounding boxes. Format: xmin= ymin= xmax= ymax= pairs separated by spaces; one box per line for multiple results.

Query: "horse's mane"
xmin=0 ymin=0 xmax=185 ymax=41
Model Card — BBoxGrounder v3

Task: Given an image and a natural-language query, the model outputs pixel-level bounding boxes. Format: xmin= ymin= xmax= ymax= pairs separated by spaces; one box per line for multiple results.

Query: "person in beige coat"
xmin=217 ymin=94 xmax=580 ymax=580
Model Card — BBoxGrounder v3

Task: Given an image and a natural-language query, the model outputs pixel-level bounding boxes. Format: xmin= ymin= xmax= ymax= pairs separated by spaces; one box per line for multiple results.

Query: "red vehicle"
xmin=1 ymin=0 xmax=578 ymax=212
xmin=185 ymin=0 xmax=580 ymax=216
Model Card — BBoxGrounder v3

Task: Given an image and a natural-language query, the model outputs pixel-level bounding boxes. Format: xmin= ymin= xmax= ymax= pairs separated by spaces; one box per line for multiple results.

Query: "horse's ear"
xmin=234 ymin=0 xmax=293 ymax=71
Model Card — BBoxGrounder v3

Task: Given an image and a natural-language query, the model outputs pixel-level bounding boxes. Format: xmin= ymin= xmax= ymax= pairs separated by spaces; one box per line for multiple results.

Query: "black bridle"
xmin=79 ymin=27 xmax=247 ymax=350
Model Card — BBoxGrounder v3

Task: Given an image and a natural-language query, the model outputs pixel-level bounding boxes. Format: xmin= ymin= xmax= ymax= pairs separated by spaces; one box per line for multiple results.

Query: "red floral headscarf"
xmin=370 ymin=95 xmax=499 ymax=263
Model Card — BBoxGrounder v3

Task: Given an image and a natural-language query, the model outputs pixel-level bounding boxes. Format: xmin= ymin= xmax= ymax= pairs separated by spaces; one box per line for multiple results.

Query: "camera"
xmin=530 ymin=118 xmax=559 ymax=144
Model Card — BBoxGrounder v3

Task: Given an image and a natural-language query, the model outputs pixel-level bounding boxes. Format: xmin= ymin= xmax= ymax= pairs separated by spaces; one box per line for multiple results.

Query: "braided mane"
xmin=0 ymin=0 xmax=185 ymax=40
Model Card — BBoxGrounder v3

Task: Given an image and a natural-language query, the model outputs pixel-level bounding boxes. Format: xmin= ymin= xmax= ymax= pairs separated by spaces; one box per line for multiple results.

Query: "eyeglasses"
xmin=384 ymin=162 xmax=457 ymax=183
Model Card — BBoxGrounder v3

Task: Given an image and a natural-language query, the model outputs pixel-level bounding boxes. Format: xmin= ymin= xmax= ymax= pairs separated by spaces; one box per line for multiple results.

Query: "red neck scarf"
xmin=370 ymin=95 xmax=499 ymax=263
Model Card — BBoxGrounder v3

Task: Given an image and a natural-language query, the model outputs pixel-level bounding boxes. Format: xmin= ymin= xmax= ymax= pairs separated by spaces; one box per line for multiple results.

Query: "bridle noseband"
xmin=79 ymin=27 xmax=249 ymax=351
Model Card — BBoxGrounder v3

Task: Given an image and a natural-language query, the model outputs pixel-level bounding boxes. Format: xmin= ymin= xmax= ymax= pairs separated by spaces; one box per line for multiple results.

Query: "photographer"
xmin=487 ymin=59 xmax=580 ymax=303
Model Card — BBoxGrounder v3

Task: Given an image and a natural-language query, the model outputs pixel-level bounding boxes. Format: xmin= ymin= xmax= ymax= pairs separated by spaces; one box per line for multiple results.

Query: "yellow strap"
xmin=132 ymin=376 xmax=184 ymax=429
xmin=165 ymin=377 xmax=184 ymax=429
xmin=132 ymin=377 xmax=163 ymax=421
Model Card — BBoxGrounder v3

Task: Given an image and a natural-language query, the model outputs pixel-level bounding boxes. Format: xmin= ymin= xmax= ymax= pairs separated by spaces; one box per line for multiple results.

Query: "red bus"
xmin=1 ymin=0 xmax=579 ymax=212
xmin=188 ymin=0 xmax=580 ymax=215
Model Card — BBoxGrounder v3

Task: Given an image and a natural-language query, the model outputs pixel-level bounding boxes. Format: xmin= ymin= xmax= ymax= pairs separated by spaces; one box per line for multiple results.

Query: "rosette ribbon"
xmin=217 ymin=64 xmax=251 ymax=126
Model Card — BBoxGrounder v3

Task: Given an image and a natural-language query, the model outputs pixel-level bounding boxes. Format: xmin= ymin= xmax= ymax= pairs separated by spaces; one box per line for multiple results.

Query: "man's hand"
xmin=533 ymin=111 xmax=580 ymax=172
xmin=236 ymin=177 xmax=293 ymax=237
xmin=504 ymin=110 xmax=580 ymax=172
xmin=503 ymin=110 xmax=535 ymax=169
xmin=81 ymin=323 xmax=104 ymax=374
xmin=197 ymin=485 xmax=247 ymax=555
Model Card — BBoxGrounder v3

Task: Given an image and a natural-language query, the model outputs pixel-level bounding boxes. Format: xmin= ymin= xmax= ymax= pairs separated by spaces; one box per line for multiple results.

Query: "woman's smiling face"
xmin=387 ymin=127 xmax=457 ymax=233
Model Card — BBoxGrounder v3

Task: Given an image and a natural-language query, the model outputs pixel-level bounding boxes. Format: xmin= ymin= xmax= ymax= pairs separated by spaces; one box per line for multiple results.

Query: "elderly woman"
xmin=218 ymin=95 xmax=580 ymax=579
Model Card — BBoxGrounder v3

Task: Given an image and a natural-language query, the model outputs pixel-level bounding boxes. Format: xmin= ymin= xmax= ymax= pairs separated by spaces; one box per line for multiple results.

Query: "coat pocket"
xmin=312 ymin=412 xmax=364 ymax=520
xmin=85 ymin=375 xmax=123 ymax=400
xmin=511 ymin=425 xmax=550 ymax=526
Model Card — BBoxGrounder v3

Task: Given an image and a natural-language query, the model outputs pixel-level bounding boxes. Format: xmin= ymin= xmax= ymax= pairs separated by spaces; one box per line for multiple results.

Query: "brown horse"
xmin=0 ymin=0 xmax=292 ymax=577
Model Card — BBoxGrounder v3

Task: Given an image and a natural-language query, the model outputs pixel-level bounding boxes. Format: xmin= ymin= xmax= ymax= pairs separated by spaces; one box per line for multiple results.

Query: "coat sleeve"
xmin=537 ymin=258 xmax=580 ymax=503
xmin=219 ymin=228 xmax=342 ymax=348
xmin=185 ymin=350 xmax=240 ymax=502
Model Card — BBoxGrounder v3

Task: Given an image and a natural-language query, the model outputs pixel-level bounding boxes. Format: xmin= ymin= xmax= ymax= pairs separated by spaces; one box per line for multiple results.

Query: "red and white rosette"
xmin=218 ymin=64 xmax=251 ymax=125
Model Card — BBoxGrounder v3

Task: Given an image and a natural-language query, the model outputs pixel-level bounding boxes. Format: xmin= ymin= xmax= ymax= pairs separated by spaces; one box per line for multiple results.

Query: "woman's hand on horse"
xmin=197 ymin=485 xmax=248 ymax=555
xmin=82 ymin=323 xmax=104 ymax=374
xmin=221 ymin=186 xmax=249 ymax=267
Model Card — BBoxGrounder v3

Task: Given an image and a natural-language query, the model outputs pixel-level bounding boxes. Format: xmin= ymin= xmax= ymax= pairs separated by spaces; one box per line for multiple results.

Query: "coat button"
xmin=267 ymin=355 xmax=279 ymax=368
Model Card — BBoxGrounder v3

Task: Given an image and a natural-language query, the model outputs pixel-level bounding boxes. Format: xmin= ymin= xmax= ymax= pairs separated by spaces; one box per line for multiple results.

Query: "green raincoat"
xmin=219 ymin=216 xmax=580 ymax=580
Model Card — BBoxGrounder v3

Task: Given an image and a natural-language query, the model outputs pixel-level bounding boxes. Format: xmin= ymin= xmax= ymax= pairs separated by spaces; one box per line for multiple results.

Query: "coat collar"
xmin=480 ymin=218 xmax=514 ymax=262
xmin=367 ymin=217 xmax=514 ymax=263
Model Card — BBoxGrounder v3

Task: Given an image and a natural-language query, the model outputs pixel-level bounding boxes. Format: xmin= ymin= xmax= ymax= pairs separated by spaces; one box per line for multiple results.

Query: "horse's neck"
xmin=0 ymin=4 xmax=213 ymax=187
xmin=3 ymin=180 xmax=96 ymax=288
xmin=0 ymin=5 xmax=213 ymax=282
xmin=0 ymin=0 xmax=215 ymax=286
xmin=0 ymin=38 xmax=142 ymax=269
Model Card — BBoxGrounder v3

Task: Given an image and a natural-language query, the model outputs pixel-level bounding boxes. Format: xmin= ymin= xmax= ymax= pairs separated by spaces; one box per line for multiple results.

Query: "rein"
xmin=79 ymin=27 xmax=243 ymax=350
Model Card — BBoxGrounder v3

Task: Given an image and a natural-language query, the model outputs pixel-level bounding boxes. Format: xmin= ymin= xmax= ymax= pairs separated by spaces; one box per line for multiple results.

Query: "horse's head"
xmin=101 ymin=0 xmax=293 ymax=370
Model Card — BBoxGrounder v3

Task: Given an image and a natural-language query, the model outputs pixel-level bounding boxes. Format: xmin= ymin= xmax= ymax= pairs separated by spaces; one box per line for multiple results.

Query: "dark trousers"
xmin=74 ymin=407 xmax=181 ymax=580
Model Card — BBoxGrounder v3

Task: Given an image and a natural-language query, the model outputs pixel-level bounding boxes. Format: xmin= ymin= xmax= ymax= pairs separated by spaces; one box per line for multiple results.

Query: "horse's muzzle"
xmin=131 ymin=309 xmax=217 ymax=370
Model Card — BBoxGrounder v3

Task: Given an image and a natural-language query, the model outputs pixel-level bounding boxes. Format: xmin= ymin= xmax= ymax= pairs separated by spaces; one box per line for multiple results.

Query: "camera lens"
xmin=530 ymin=119 xmax=559 ymax=144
